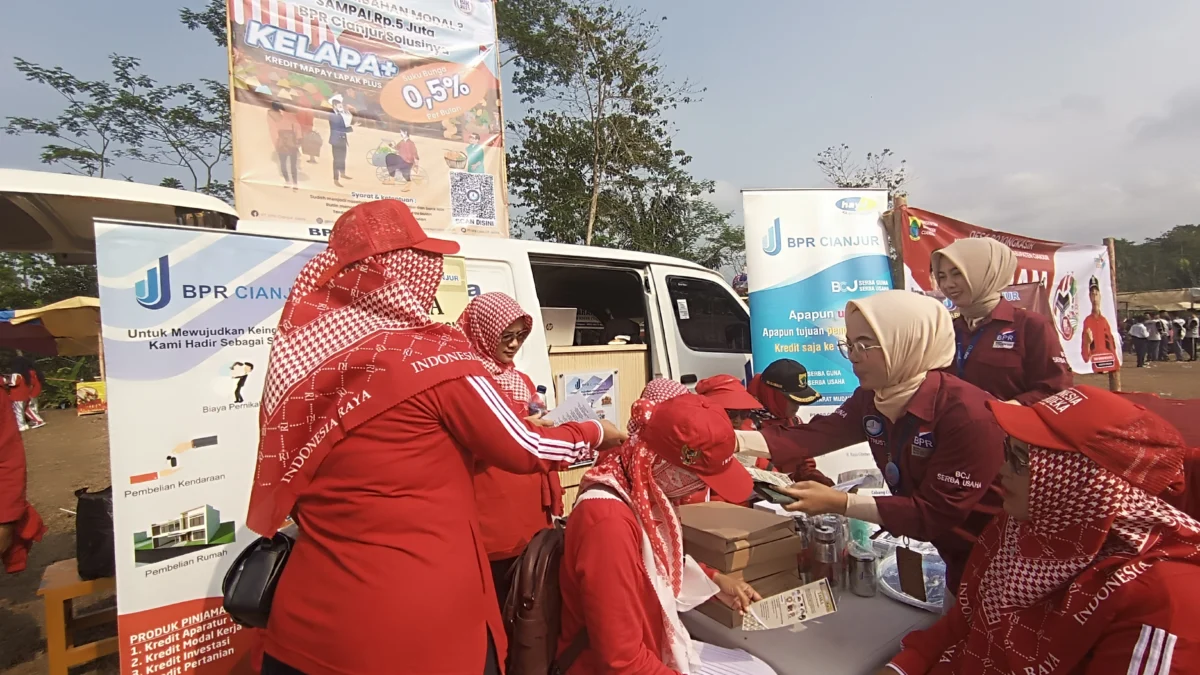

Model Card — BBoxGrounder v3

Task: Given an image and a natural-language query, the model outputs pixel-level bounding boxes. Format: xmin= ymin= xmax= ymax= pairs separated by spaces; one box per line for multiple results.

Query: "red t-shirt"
xmin=949 ymin=299 xmax=1073 ymax=404
xmin=474 ymin=371 xmax=564 ymax=560
xmin=891 ymin=561 xmax=1200 ymax=674
xmin=263 ymin=375 xmax=602 ymax=675
xmin=761 ymin=372 xmax=1005 ymax=592
xmin=557 ymin=495 xmax=679 ymax=675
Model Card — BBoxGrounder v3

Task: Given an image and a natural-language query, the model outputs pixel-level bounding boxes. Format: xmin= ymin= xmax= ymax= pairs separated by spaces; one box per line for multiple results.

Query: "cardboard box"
xmin=723 ymin=554 xmax=798 ymax=583
xmin=694 ymin=570 xmax=803 ymax=628
xmin=686 ymin=531 xmax=804 ymax=572
xmin=678 ymin=502 xmax=795 ymax=553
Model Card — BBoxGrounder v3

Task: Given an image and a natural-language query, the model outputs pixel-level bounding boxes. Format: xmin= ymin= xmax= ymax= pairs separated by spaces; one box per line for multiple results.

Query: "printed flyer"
xmin=742 ymin=189 xmax=893 ymax=405
xmin=228 ymin=0 xmax=508 ymax=235
xmin=900 ymin=206 xmax=1121 ymax=374
xmin=742 ymin=578 xmax=838 ymax=631
xmin=95 ymin=220 xmax=476 ymax=675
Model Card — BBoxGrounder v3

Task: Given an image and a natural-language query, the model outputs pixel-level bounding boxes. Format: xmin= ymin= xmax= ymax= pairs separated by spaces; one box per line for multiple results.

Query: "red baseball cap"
xmin=987 ymin=385 xmax=1186 ymax=496
xmin=316 ymin=200 xmax=460 ymax=287
xmin=696 ymin=375 xmax=762 ymax=411
xmin=640 ymin=394 xmax=753 ymax=503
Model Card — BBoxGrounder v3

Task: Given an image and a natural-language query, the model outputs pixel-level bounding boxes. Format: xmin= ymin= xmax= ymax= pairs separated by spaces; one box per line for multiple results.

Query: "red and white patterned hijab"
xmin=580 ymin=379 xmax=695 ymax=588
xmin=247 ymin=203 xmax=481 ymax=534
xmin=929 ymin=446 xmax=1200 ymax=674
xmin=457 ymin=292 xmax=533 ymax=406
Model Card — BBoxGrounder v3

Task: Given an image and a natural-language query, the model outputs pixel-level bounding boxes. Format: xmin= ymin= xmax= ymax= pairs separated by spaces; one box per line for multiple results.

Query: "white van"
xmin=235 ymin=220 xmax=752 ymax=397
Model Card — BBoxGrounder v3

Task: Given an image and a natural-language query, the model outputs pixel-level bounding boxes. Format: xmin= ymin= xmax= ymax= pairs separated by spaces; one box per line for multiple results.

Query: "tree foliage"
xmin=180 ymin=0 xmax=228 ymax=47
xmin=1114 ymin=225 xmax=1200 ymax=292
xmin=816 ymin=144 xmax=908 ymax=207
xmin=498 ymin=0 xmax=739 ymax=269
xmin=6 ymin=4 xmax=234 ymax=202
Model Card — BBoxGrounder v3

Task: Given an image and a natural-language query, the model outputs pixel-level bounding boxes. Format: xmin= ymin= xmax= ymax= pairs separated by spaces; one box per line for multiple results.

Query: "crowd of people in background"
xmin=1126 ymin=310 xmax=1200 ymax=367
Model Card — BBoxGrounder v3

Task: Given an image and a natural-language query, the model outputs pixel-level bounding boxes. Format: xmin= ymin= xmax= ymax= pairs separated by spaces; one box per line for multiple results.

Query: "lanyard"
xmin=955 ymin=328 xmax=986 ymax=378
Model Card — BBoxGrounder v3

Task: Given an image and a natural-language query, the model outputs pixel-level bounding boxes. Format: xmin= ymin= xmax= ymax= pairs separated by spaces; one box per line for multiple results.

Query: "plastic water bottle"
xmin=528 ymin=385 xmax=548 ymax=416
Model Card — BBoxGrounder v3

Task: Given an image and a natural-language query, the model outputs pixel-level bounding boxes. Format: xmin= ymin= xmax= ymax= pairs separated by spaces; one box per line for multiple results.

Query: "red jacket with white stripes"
xmin=888 ymin=560 xmax=1200 ymax=675
xmin=473 ymin=371 xmax=565 ymax=561
xmin=261 ymin=375 xmax=603 ymax=675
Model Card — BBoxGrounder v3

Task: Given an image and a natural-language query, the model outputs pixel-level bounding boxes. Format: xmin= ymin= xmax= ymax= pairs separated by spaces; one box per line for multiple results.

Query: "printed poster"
xmin=742 ymin=189 xmax=893 ymax=406
xmin=76 ymin=380 xmax=108 ymax=416
xmin=900 ymin=206 xmax=1121 ymax=374
xmin=95 ymin=220 xmax=473 ymax=675
xmin=228 ymin=0 xmax=509 ymax=236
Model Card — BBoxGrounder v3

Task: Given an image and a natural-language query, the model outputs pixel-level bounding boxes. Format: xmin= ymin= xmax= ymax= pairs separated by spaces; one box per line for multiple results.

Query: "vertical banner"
xmin=228 ymin=0 xmax=509 ymax=236
xmin=900 ymin=207 xmax=1121 ymax=374
xmin=742 ymin=189 xmax=892 ymax=406
xmin=96 ymin=222 xmax=472 ymax=675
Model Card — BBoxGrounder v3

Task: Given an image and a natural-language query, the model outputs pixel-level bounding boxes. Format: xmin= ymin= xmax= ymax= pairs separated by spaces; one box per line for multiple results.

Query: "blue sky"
xmin=2 ymin=0 xmax=1198 ymax=244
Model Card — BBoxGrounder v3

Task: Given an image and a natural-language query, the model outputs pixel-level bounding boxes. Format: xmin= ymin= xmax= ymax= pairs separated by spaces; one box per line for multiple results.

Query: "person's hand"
xmin=596 ymin=419 xmax=628 ymax=449
xmin=525 ymin=413 xmax=554 ymax=428
xmin=1002 ymin=399 xmax=1021 ymax=406
xmin=0 ymin=523 xmax=14 ymax=556
xmin=780 ymin=481 xmax=848 ymax=517
xmin=713 ymin=573 xmax=761 ymax=614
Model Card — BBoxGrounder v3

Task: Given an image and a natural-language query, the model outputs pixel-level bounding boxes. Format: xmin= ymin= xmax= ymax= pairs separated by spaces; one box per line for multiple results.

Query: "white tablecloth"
xmin=683 ymin=593 xmax=938 ymax=675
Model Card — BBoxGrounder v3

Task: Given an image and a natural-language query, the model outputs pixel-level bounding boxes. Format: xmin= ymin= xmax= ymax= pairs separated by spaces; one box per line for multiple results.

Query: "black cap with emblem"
xmin=761 ymin=359 xmax=821 ymax=405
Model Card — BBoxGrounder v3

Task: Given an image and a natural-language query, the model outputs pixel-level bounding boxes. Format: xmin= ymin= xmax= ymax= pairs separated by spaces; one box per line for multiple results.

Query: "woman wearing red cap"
xmin=557 ymin=394 xmax=775 ymax=675
xmin=458 ymin=291 xmax=563 ymax=606
xmin=883 ymin=385 xmax=1200 ymax=675
xmin=246 ymin=201 xmax=626 ymax=675
xmin=740 ymin=291 xmax=1006 ymax=595
xmin=933 ymin=238 xmax=1071 ymax=404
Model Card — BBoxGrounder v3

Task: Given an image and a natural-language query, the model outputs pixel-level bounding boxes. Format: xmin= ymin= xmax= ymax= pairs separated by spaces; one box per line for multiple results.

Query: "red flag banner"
xmin=900 ymin=207 xmax=1121 ymax=375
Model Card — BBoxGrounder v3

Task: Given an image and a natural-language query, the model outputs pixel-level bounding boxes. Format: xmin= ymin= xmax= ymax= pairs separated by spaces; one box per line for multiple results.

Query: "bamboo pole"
xmin=1104 ymin=237 xmax=1122 ymax=392
xmin=884 ymin=195 xmax=908 ymax=289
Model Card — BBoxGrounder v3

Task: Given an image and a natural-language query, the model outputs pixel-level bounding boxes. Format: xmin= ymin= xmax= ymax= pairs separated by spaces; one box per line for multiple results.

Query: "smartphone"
xmin=753 ymin=482 xmax=797 ymax=506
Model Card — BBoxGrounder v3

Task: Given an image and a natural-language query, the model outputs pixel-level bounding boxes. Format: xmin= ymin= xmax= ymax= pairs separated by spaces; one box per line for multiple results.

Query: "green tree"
xmin=499 ymin=0 xmax=736 ymax=268
xmin=1115 ymin=224 xmax=1200 ymax=292
xmin=4 ymin=55 xmax=151 ymax=178
xmin=816 ymin=144 xmax=909 ymax=207
xmin=180 ymin=0 xmax=228 ymax=47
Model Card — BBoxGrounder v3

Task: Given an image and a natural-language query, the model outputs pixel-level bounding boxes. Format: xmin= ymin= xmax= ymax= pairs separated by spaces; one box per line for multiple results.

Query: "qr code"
xmin=450 ymin=170 xmax=497 ymax=227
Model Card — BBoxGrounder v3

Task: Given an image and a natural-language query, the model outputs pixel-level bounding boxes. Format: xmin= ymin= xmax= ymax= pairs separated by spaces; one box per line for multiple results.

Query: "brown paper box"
xmin=686 ymin=532 xmax=804 ymax=572
xmin=694 ymin=571 xmax=803 ymax=628
xmin=678 ymin=502 xmax=796 ymax=553
xmin=724 ymin=555 xmax=798 ymax=583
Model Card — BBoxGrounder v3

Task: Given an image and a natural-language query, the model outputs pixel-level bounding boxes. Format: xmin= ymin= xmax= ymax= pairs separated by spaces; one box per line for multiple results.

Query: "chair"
xmin=38 ymin=558 xmax=118 ymax=675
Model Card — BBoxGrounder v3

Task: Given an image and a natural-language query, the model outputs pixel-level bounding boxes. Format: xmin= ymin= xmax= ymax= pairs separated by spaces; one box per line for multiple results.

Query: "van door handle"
xmin=680 ymin=374 xmax=698 ymax=385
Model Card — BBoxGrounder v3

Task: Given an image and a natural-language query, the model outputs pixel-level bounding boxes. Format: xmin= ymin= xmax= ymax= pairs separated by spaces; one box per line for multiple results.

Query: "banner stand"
xmin=1104 ymin=237 xmax=1122 ymax=392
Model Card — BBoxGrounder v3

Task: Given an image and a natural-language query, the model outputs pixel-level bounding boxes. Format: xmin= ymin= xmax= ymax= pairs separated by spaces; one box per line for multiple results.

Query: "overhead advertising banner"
xmin=900 ymin=206 xmax=1121 ymax=375
xmin=95 ymin=221 xmax=475 ymax=675
xmin=228 ymin=0 xmax=509 ymax=236
xmin=743 ymin=189 xmax=892 ymax=406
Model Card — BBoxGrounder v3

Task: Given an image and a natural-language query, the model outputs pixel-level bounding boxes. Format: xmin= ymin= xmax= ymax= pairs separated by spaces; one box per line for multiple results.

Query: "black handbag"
xmin=222 ymin=530 xmax=294 ymax=628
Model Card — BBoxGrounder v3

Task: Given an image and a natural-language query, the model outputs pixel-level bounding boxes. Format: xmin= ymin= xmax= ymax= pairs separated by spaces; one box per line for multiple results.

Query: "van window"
xmin=532 ymin=264 xmax=647 ymax=346
xmin=666 ymin=276 xmax=750 ymax=353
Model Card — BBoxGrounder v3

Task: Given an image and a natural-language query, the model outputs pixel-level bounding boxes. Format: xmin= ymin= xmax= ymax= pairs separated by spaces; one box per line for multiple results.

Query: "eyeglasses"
xmin=499 ymin=330 xmax=531 ymax=345
xmin=836 ymin=339 xmax=884 ymax=360
xmin=1003 ymin=436 xmax=1030 ymax=476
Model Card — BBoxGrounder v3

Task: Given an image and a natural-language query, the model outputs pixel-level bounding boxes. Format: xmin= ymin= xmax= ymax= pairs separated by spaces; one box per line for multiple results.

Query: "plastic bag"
xmin=75 ymin=486 xmax=115 ymax=580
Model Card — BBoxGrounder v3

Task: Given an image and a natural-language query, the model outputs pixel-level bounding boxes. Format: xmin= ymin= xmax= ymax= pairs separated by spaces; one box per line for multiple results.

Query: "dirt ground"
xmin=1 ymin=361 xmax=1198 ymax=672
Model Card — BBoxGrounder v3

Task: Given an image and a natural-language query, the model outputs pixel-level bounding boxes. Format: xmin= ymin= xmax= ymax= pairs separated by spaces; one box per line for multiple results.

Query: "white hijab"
xmin=932 ymin=238 xmax=1018 ymax=324
xmin=846 ymin=291 xmax=955 ymax=421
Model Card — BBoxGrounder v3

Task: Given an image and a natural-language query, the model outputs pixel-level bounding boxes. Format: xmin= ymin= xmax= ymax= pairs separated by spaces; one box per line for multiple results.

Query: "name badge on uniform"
xmin=993 ymin=329 xmax=1016 ymax=350
xmin=911 ymin=431 xmax=936 ymax=458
